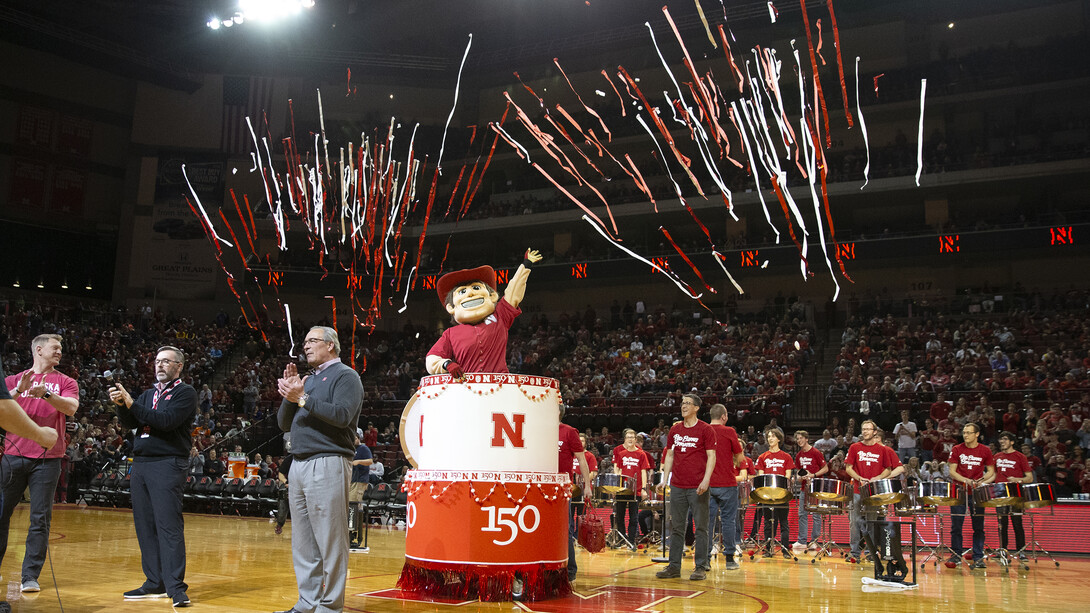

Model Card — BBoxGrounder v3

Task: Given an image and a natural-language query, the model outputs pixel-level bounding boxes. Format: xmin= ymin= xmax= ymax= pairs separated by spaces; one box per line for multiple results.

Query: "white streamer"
xmin=916 ymin=78 xmax=927 ymax=187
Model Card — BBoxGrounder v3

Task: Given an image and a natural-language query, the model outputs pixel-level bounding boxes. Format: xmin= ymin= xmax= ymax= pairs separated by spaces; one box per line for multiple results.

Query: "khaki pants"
xmin=349 ymin=481 xmax=369 ymax=503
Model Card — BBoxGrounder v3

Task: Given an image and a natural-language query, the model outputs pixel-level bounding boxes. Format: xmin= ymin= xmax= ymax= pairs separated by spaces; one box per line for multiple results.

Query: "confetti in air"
xmin=185 ymin=1 xmax=870 ymax=353
xmin=916 ymin=78 xmax=927 ymax=187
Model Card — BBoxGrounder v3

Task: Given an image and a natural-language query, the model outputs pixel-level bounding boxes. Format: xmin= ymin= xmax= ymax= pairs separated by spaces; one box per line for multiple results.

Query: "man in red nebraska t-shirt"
xmin=793 ymin=430 xmax=828 ymax=550
xmin=993 ymin=431 xmax=1032 ymax=557
xmin=844 ymin=420 xmax=903 ymax=562
xmin=756 ymin=428 xmax=795 ymax=558
xmin=2 ymin=334 xmax=79 ymax=593
xmin=948 ymin=422 xmax=995 ymax=568
xmin=558 ymin=406 xmax=592 ymax=582
xmin=655 ymin=393 xmax=716 ymax=581
xmin=612 ymin=429 xmax=650 ymax=550
xmin=705 ymin=404 xmax=744 ymax=570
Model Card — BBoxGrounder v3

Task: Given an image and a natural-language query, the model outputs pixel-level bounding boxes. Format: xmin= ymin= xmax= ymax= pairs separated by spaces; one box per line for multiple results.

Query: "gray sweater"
xmin=278 ymin=361 xmax=363 ymax=460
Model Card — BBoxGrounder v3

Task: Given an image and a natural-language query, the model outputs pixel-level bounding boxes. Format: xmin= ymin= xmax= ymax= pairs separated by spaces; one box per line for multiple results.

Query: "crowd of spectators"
xmin=822 ymin=289 xmax=1090 ymax=497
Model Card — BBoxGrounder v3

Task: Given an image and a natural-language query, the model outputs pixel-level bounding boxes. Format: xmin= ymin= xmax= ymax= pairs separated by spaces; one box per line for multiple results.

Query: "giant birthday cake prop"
xmin=397 ymin=373 xmax=571 ymax=601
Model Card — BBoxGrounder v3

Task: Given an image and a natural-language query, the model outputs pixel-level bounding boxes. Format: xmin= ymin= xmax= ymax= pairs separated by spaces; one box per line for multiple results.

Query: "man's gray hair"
xmin=310 ymin=326 xmax=341 ymax=356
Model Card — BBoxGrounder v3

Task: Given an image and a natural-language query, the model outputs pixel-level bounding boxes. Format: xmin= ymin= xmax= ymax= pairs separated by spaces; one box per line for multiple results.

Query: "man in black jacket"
xmin=109 ymin=345 xmax=197 ymax=608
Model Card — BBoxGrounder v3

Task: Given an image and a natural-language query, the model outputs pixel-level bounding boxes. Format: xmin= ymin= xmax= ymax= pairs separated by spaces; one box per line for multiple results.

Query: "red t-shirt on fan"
xmin=949 ymin=443 xmax=994 ymax=487
xmin=993 ymin=451 xmax=1030 ymax=483
xmin=795 ymin=447 xmax=826 ymax=480
xmin=558 ymin=423 xmax=584 ymax=477
xmin=666 ymin=420 xmax=716 ymax=489
xmin=756 ymin=450 xmax=795 ymax=476
xmin=612 ymin=446 xmax=651 ymax=491
xmin=845 ymin=442 xmax=896 ymax=493
xmin=709 ymin=424 xmax=743 ymax=487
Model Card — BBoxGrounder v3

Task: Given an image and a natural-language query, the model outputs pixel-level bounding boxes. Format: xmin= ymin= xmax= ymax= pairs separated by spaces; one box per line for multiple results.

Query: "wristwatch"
xmin=298 ymin=393 xmax=309 ymax=407
xmin=42 ymin=391 xmax=52 ymax=399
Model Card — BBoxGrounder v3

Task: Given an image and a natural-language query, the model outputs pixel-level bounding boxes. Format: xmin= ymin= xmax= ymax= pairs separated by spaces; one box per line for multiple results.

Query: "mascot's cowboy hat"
xmin=436 ymin=265 xmax=497 ymax=304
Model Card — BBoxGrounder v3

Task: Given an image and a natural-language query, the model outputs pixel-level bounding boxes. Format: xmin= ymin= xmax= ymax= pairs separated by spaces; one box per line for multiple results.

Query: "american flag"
xmin=221 ymin=75 xmax=274 ymax=155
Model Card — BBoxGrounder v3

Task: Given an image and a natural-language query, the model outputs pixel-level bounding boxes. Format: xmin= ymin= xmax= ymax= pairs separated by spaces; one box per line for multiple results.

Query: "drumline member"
xmin=558 ymin=406 xmax=593 ymax=582
xmin=994 ymin=431 xmax=1032 ymax=558
xmin=612 ymin=429 xmax=650 ymax=551
xmin=705 ymin=404 xmax=745 ymax=570
xmin=756 ymin=428 xmax=794 ymax=558
xmin=655 ymin=394 xmax=716 ymax=581
xmin=793 ymin=430 xmax=829 ymax=550
xmin=571 ymin=434 xmax=599 ymax=528
xmin=844 ymin=420 xmax=903 ymax=563
xmin=948 ymin=422 xmax=995 ymax=568
xmin=736 ymin=455 xmax=753 ymax=547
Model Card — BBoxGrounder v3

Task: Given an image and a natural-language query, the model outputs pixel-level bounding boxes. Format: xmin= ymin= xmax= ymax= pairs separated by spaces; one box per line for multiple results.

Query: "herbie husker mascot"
xmin=426 ymin=249 xmax=542 ymax=377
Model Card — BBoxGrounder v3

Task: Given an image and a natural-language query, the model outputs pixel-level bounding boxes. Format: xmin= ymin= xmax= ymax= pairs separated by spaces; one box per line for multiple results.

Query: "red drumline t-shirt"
xmin=666 ymin=419 xmax=716 ymax=489
xmin=845 ymin=442 xmax=897 ymax=494
xmin=612 ymin=445 xmax=651 ymax=491
xmin=558 ymin=423 xmax=584 ymax=477
xmin=993 ymin=450 xmax=1030 ymax=483
xmin=795 ymin=447 xmax=826 ymax=480
xmin=572 ymin=450 xmax=598 ymax=475
xmin=949 ymin=443 xmax=994 ymax=489
xmin=709 ymin=423 xmax=743 ymax=487
xmin=738 ymin=456 xmax=755 ymax=482
xmin=756 ymin=449 xmax=795 ymax=476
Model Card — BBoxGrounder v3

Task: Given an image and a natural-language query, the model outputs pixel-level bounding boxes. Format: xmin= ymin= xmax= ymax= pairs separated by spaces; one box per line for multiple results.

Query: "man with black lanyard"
xmin=109 ymin=345 xmax=197 ymax=608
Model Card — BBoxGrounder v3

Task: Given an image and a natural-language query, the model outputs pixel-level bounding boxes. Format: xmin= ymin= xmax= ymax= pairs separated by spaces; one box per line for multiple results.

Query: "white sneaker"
xmin=710 ymin=543 xmax=720 ymax=556
xmin=792 ymin=541 xmax=806 ymax=548
xmin=807 ymin=541 xmax=818 ymax=551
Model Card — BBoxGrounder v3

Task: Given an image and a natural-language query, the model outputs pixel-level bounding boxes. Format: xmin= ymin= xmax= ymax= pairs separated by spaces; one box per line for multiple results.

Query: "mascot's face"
xmin=447 ymin=281 xmax=499 ymax=324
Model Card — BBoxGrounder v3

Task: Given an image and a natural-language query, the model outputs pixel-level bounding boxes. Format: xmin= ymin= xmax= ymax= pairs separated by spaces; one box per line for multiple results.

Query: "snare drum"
xmin=808 ymin=477 xmax=850 ymax=501
xmin=751 ymin=474 xmax=791 ymax=504
xmin=918 ymin=480 xmax=961 ymax=505
xmin=804 ymin=493 xmax=848 ymax=515
xmin=972 ymin=482 xmax=1022 ymax=508
xmin=596 ymin=473 xmax=634 ymax=495
xmin=1020 ymin=483 xmax=1055 ymax=509
xmin=862 ymin=478 xmax=905 ymax=505
xmin=737 ymin=481 xmax=751 ymax=510
xmin=894 ymin=490 xmax=938 ymax=516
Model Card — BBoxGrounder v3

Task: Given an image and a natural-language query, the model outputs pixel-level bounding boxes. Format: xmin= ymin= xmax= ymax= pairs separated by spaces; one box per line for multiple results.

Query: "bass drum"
xmin=918 ymin=481 xmax=960 ymax=506
xmin=972 ymin=482 xmax=1022 ymax=508
xmin=750 ymin=474 xmax=791 ymax=504
xmin=862 ymin=478 xmax=905 ymax=505
xmin=808 ymin=477 xmax=850 ymax=501
xmin=1020 ymin=483 xmax=1055 ymax=509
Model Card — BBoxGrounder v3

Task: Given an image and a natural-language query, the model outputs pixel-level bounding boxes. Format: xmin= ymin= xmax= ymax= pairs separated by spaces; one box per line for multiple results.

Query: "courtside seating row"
xmin=79 ymin=472 xmax=283 ymax=516
xmin=352 ymin=482 xmax=408 ymax=526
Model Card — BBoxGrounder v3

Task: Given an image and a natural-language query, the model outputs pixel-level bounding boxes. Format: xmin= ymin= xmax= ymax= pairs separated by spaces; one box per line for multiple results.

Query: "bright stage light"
xmin=211 ymin=1 xmax=317 ymax=29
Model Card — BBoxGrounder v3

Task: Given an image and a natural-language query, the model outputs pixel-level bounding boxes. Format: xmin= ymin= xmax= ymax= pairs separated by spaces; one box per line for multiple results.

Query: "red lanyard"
xmin=152 ymin=380 xmax=180 ymax=411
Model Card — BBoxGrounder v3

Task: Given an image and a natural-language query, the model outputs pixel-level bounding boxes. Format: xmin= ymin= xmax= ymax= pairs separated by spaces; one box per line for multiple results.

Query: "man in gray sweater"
xmin=275 ymin=326 xmax=363 ymax=613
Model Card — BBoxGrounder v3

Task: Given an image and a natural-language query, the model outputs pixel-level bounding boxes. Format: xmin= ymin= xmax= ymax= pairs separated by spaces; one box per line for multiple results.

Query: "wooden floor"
xmin=1 ymin=503 xmax=1084 ymax=612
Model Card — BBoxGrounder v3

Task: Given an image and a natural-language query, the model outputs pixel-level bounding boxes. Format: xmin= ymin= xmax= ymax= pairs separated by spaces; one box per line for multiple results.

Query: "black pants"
xmin=763 ymin=505 xmax=789 ymax=546
xmin=613 ymin=494 xmax=638 ymax=543
xmin=997 ymin=506 xmax=1025 ymax=551
xmin=131 ymin=457 xmax=188 ymax=598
